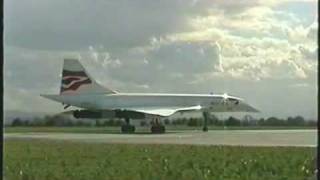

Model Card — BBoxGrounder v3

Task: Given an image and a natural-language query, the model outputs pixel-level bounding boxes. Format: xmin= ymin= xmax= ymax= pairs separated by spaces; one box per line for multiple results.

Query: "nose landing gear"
xmin=151 ymin=117 xmax=165 ymax=134
xmin=202 ymin=111 xmax=209 ymax=132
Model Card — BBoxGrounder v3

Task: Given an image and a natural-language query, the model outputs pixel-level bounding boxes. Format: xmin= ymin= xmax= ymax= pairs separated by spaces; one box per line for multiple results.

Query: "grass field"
xmin=4 ymin=126 xmax=316 ymax=134
xmin=4 ymin=139 xmax=316 ymax=180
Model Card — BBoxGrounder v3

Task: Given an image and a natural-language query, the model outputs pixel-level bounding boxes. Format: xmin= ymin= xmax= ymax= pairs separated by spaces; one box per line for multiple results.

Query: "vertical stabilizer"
xmin=60 ymin=59 xmax=116 ymax=95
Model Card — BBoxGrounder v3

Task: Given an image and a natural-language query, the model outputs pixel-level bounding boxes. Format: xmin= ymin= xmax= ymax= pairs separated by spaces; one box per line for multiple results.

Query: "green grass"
xmin=4 ymin=125 xmax=316 ymax=134
xmin=4 ymin=139 xmax=317 ymax=180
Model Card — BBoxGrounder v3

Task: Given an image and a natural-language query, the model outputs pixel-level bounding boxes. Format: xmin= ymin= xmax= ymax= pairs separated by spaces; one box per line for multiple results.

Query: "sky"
xmin=4 ymin=0 xmax=318 ymax=120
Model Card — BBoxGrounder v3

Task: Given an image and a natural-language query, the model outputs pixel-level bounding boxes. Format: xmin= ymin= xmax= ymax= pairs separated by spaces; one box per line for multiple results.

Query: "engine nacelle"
xmin=73 ymin=110 xmax=145 ymax=119
xmin=115 ymin=110 xmax=145 ymax=119
xmin=73 ymin=110 xmax=115 ymax=119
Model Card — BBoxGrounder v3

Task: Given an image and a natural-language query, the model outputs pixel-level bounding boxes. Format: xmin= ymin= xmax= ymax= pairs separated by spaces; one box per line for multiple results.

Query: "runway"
xmin=4 ymin=129 xmax=317 ymax=147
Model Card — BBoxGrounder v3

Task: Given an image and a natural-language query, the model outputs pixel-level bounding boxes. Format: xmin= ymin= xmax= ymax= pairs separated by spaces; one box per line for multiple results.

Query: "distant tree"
xmin=11 ymin=118 xmax=23 ymax=127
xmin=249 ymin=119 xmax=258 ymax=126
xmin=215 ymin=119 xmax=224 ymax=126
xmin=64 ymin=119 xmax=74 ymax=127
xmin=264 ymin=117 xmax=286 ymax=126
xmin=31 ymin=117 xmax=45 ymax=126
xmin=140 ymin=121 xmax=147 ymax=126
xmin=187 ymin=118 xmax=199 ymax=126
xmin=207 ymin=114 xmax=219 ymax=125
xmin=108 ymin=119 xmax=115 ymax=126
xmin=164 ymin=119 xmax=170 ymax=125
xmin=102 ymin=119 xmax=109 ymax=126
xmin=258 ymin=118 xmax=265 ymax=126
xmin=182 ymin=118 xmax=188 ymax=124
xmin=172 ymin=118 xmax=187 ymax=125
xmin=23 ymin=120 xmax=30 ymax=126
xmin=101 ymin=119 xmax=122 ymax=127
xmin=95 ymin=120 xmax=103 ymax=127
xmin=44 ymin=116 xmax=55 ymax=126
xmin=306 ymin=120 xmax=317 ymax=127
xmin=75 ymin=120 xmax=90 ymax=126
xmin=225 ymin=116 xmax=241 ymax=126
xmin=287 ymin=116 xmax=305 ymax=126
xmin=52 ymin=115 xmax=73 ymax=126
xmin=41 ymin=115 xmax=71 ymax=126
xmin=241 ymin=119 xmax=250 ymax=126
xmin=114 ymin=119 xmax=122 ymax=126
xmin=171 ymin=119 xmax=178 ymax=125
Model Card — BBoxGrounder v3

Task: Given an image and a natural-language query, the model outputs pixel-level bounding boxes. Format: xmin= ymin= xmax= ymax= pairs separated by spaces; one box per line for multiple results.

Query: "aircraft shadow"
xmin=99 ymin=131 xmax=185 ymax=135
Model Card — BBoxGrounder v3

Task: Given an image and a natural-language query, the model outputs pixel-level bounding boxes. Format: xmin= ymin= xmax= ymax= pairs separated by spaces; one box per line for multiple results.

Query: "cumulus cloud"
xmin=4 ymin=0 xmax=318 ymax=119
xmin=4 ymin=0 xmax=221 ymax=51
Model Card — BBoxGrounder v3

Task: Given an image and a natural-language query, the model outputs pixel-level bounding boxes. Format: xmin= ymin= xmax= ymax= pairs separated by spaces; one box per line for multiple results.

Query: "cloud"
xmin=3 ymin=0 xmax=318 ymax=119
xmin=100 ymin=40 xmax=222 ymax=89
xmin=149 ymin=1 xmax=317 ymax=81
xmin=307 ymin=16 xmax=318 ymax=39
xmin=299 ymin=46 xmax=318 ymax=60
xmin=5 ymin=0 xmax=226 ymax=51
xmin=289 ymin=83 xmax=310 ymax=88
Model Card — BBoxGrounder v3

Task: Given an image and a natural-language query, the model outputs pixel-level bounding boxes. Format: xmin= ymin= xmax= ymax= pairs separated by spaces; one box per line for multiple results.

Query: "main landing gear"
xmin=151 ymin=117 xmax=165 ymax=134
xmin=120 ymin=117 xmax=166 ymax=134
xmin=202 ymin=111 xmax=209 ymax=132
xmin=121 ymin=117 xmax=135 ymax=133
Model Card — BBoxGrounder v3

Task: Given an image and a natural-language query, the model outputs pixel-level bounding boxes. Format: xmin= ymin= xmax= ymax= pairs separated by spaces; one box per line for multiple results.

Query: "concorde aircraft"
xmin=41 ymin=59 xmax=259 ymax=133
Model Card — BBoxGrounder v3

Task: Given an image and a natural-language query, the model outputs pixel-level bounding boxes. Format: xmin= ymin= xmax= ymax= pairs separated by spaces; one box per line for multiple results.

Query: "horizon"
xmin=4 ymin=109 xmax=318 ymax=123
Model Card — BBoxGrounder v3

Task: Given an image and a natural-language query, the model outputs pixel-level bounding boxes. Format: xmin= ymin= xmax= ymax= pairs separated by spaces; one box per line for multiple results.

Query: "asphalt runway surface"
xmin=4 ymin=129 xmax=317 ymax=147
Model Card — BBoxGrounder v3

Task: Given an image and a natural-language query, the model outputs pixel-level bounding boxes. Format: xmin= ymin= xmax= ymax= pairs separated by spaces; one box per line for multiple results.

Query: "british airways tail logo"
xmin=61 ymin=70 xmax=92 ymax=92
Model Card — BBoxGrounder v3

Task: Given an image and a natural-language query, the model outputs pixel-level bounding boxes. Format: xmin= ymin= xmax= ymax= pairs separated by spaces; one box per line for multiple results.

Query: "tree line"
xmin=8 ymin=114 xmax=317 ymax=127
xmin=170 ymin=115 xmax=317 ymax=127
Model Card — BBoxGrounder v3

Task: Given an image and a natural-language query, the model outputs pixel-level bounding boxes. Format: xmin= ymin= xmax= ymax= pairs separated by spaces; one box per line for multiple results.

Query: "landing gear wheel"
xmin=121 ymin=125 xmax=135 ymax=133
xmin=151 ymin=125 xmax=165 ymax=134
xmin=202 ymin=126 xmax=208 ymax=132
xmin=202 ymin=111 xmax=209 ymax=132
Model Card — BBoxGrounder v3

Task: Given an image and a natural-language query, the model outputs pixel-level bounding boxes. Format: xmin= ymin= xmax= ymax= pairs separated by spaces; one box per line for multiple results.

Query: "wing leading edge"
xmin=122 ymin=105 xmax=202 ymax=117
xmin=120 ymin=102 xmax=259 ymax=117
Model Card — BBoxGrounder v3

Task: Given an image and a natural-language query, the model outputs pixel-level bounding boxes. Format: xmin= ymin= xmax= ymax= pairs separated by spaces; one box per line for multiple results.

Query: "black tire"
xmin=202 ymin=126 xmax=208 ymax=132
xmin=151 ymin=125 xmax=165 ymax=134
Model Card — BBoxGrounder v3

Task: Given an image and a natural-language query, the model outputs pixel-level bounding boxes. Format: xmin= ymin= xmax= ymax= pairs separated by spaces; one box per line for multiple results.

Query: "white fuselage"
xmin=43 ymin=93 xmax=255 ymax=113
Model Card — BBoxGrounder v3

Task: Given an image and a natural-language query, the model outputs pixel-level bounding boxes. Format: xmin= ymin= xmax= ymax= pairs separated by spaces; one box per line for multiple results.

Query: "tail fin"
xmin=60 ymin=59 xmax=117 ymax=95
